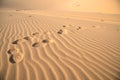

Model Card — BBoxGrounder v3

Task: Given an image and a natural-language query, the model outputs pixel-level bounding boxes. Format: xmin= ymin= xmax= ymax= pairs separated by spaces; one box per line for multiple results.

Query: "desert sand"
xmin=0 ymin=0 xmax=120 ymax=80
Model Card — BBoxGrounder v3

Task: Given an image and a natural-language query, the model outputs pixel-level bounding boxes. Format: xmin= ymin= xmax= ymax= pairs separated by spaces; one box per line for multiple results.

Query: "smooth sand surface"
xmin=0 ymin=9 xmax=120 ymax=80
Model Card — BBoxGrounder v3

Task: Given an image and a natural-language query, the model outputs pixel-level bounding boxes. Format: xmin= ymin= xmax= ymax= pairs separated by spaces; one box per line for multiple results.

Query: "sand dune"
xmin=0 ymin=9 xmax=120 ymax=80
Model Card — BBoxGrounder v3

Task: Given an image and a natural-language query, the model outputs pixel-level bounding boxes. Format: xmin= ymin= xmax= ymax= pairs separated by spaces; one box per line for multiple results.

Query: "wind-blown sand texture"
xmin=0 ymin=9 xmax=120 ymax=80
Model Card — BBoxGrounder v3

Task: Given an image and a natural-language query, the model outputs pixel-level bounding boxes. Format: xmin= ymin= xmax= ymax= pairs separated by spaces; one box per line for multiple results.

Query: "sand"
xmin=0 ymin=2 xmax=120 ymax=80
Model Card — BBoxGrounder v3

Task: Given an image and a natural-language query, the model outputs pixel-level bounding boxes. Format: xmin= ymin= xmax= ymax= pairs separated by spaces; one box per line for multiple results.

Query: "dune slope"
xmin=0 ymin=10 xmax=120 ymax=80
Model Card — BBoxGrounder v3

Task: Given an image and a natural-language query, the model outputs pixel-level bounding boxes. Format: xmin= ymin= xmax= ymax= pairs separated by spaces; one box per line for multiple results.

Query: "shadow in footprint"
xmin=57 ymin=29 xmax=63 ymax=34
xmin=7 ymin=50 xmax=12 ymax=54
xmin=92 ymin=25 xmax=100 ymax=29
xmin=7 ymin=49 xmax=12 ymax=54
xmin=69 ymin=24 xmax=73 ymax=27
xmin=117 ymin=28 xmax=120 ymax=32
xmin=12 ymin=40 xmax=18 ymax=44
xmin=32 ymin=32 xmax=39 ymax=36
xmin=12 ymin=39 xmax=22 ymax=44
xmin=7 ymin=48 xmax=19 ymax=54
xmin=16 ymin=10 xmax=21 ymax=11
xmin=32 ymin=42 xmax=41 ymax=47
xmin=11 ymin=52 xmax=24 ymax=63
xmin=9 ymin=55 xmax=16 ymax=64
xmin=29 ymin=16 xmax=32 ymax=17
xmin=9 ymin=15 xmax=12 ymax=16
xmin=24 ymin=36 xmax=30 ymax=40
xmin=101 ymin=19 xmax=104 ymax=22
xmin=63 ymin=25 xmax=66 ymax=27
xmin=24 ymin=36 xmax=33 ymax=41
xmin=42 ymin=39 xmax=49 ymax=43
xmin=92 ymin=25 xmax=96 ymax=28
xmin=77 ymin=27 xmax=81 ymax=30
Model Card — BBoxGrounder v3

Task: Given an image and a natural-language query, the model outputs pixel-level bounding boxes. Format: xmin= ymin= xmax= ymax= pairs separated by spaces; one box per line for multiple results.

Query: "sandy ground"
xmin=0 ymin=9 xmax=120 ymax=80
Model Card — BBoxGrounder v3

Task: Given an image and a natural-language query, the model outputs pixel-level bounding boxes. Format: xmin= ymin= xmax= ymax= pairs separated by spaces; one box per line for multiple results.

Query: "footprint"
xmin=69 ymin=24 xmax=73 ymax=27
xmin=24 ymin=36 xmax=33 ymax=41
xmin=32 ymin=42 xmax=41 ymax=47
xmin=57 ymin=29 xmax=68 ymax=34
xmin=92 ymin=25 xmax=100 ymax=29
xmin=42 ymin=39 xmax=49 ymax=43
xmin=7 ymin=47 xmax=19 ymax=54
xmin=12 ymin=39 xmax=23 ymax=44
xmin=32 ymin=32 xmax=40 ymax=36
xmin=9 ymin=15 xmax=12 ymax=16
xmin=101 ymin=19 xmax=104 ymax=22
xmin=63 ymin=25 xmax=66 ymax=27
xmin=77 ymin=26 xmax=81 ymax=30
xmin=29 ymin=16 xmax=32 ymax=17
xmin=9 ymin=55 xmax=16 ymax=63
xmin=57 ymin=29 xmax=63 ymax=34
xmin=41 ymin=39 xmax=50 ymax=47
xmin=10 ymin=52 xmax=24 ymax=64
xmin=117 ymin=28 xmax=120 ymax=32
xmin=43 ymin=31 xmax=51 ymax=35
xmin=92 ymin=25 xmax=96 ymax=28
xmin=42 ymin=38 xmax=54 ymax=47
xmin=16 ymin=10 xmax=20 ymax=11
